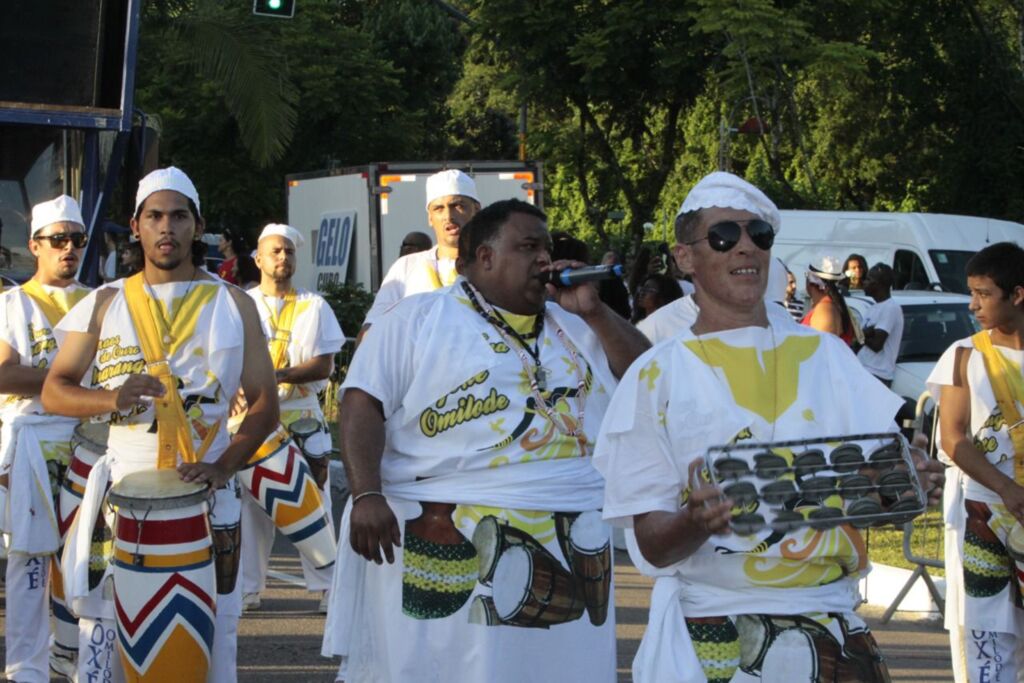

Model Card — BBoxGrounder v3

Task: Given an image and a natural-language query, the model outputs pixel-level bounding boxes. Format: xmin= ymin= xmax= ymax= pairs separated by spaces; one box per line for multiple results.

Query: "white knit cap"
xmin=425 ymin=169 xmax=479 ymax=210
xmin=135 ymin=167 xmax=201 ymax=217
xmin=258 ymin=223 xmax=304 ymax=248
xmin=808 ymin=255 xmax=845 ymax=282
xmin=31 ymin=195 xmax=85 ymax=235
xmin=677 ymin=171 xmax=781 ymax=234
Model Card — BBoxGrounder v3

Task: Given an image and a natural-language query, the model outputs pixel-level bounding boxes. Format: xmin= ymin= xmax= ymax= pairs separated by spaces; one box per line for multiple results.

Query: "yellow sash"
xmin=21 ymin=279 xmax=88 ymax=329
xmin=267 ymin=291 xmax=297 ymax=370
xmin=424 ymin=258 xmax=457 ymax=290
xmin=972 ymin=330 xmax=1024 ymax=485
xmin=123 ymin=273 xmax=220 ymax=469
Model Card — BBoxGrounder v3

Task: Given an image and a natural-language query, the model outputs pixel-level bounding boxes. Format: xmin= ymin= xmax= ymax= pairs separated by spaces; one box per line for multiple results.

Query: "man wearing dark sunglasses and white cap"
xmin=594 ymin=171 xmax=943 ymax=682
xmin=359 ymin=169 xmax=480 ymax=336
xmin=0 ymin=195 xmax=91 ymax=681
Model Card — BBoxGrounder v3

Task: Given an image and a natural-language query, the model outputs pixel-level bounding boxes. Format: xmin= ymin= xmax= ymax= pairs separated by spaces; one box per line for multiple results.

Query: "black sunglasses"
xmin=34 ymin=232 xmax=88 ymax=249
xmin=686 ymin=219 xmax=774 ymax=253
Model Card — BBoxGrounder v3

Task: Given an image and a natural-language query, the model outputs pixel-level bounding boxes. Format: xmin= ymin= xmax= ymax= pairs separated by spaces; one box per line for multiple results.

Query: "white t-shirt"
xmin=927 ymin=334 xmax=1024 ymax=504
xmin=362 ymin=247 xmax=456 ymax=326
xmin=0 ymin=282 xmax=90 ymax=416
xmin=636 ymin=295 xmax=799 ymax=345
xmin=247 ymin=287 xmax=345 ymax=415
xmin=856 ymin=296 xmax=903 ymax=380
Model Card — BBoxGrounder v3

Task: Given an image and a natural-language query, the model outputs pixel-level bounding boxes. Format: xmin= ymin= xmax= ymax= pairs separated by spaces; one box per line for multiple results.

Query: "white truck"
xmin=773 ymin=210 xmax=1024 ymax=294
xmin=285 ymin=161 xmax=543 ymax=294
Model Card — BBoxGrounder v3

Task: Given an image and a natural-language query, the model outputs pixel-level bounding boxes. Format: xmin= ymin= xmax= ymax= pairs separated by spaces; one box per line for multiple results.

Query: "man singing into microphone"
xmin=322 ymin=198 xmax=649 ymax=682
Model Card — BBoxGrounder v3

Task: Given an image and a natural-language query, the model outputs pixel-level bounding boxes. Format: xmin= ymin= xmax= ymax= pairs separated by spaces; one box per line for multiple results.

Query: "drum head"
xmin=471 ymin=516 xmax=501 ymax=582
xmin=491 ymin=545 xmax=531 ymax=620
xmin=1009 ymin=522 xmax=1024 ymax=560
xmin=569 ymin=510 xmax=608 ymax=554
xmin=108 ymin=469 xmax=209 ymax=511
xmin=73 ymin=421 xmax=110 ymax=454
xmin=289 ymin=417 xmax=320 ymax=438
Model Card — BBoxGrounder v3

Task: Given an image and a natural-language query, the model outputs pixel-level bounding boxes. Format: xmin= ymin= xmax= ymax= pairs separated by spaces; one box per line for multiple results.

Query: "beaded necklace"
xmin=461 ymin=280 xmax=589 ymax=436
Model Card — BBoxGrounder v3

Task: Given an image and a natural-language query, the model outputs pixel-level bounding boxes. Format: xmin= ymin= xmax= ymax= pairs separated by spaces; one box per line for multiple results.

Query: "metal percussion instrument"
xmin=706 ymin=432 xmax=927 ymax=534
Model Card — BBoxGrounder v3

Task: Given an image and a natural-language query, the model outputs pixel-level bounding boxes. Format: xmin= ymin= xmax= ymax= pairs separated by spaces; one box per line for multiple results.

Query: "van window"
xmin=893 ymin=250 xmax=930 ymax=291
xmin=928 ymin=250 xmax=972 ymax=294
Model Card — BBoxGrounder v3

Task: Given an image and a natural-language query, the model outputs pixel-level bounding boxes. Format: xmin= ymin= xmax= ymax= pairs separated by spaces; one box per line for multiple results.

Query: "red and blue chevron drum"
xmin=108 ymin=470 xmax=215 ymax=682
xmin=238 ymin=428 xmax=337 ymax=569
xmin=58 ymin=422 xmax=109 ymax=542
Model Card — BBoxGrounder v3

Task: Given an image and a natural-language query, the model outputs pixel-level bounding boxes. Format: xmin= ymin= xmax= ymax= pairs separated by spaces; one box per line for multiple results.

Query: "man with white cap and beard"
xmin=238 ymin=223 xmax=345 ymax=613
xmin=359 ymin=169 xmax=480 ymax=333
xmin=593 ymin=171 xmax=943 ymax=682
xmin=40 ymin=167 xmax=279 ymax=682
xmin=0 ymin=195 xmax=90 ymax=681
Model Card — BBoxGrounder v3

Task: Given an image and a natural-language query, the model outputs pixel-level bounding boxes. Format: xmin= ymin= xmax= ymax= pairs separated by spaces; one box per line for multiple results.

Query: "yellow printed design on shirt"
xmin=683 ymin=336 xmax=819 ymax=422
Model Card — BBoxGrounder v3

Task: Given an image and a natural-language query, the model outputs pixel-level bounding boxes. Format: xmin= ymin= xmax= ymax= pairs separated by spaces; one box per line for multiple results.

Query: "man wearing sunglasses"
xmin=595 ymin=171 xmax=943 ymax=682
xmin=0 ymin=195 xmax=91 ymax=681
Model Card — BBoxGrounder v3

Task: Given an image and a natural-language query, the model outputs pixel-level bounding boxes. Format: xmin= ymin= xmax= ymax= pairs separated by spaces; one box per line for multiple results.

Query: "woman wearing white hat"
xmin=802 ymin=255 xmax=856 ymax=346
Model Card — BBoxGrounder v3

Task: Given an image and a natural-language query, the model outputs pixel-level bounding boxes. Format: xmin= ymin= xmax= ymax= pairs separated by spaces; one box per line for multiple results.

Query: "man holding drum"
xmin=0 ymin=195 xmax=90 ymax=682
xmin=41 ymin=167 xmax=279 ymax=683
xmin=593 ymin=172 xmax=943 ymax=683
xmin=927 ymin=242 xmax=1024 ymax=683
xmin=239 ymin=222 xmax=345 ymax=612
xmin=323 ymin=199 xmax=649 ymax=681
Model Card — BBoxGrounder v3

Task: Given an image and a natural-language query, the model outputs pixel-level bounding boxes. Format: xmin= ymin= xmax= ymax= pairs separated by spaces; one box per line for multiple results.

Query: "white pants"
xmin=78 ymin=616 xmax=120 ymax=683
xmin=967 ymin=630 xmax=1019 ymax=683
xmin=4 ymin=552 xmax=51 ymax=683
xmin=239 ymin=481 xmax=334 ymax=594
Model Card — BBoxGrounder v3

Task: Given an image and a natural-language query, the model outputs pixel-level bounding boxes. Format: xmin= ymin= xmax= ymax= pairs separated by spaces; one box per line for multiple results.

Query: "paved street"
xmin=0 ymin=541 xmax=954 ymax=682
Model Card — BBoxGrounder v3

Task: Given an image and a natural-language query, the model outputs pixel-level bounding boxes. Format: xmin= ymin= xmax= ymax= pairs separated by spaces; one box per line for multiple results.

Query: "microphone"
xmin=539 ymin=264 xmax=623 ymax=288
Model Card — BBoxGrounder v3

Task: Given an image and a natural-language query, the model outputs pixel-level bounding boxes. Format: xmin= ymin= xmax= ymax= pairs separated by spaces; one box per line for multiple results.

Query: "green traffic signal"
xmin=252 ymin=0 xmax=295 ymax=18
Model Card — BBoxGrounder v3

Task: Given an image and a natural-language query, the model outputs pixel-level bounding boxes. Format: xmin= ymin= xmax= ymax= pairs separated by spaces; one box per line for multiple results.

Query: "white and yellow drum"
xmin=1007 ymin=522 xmax=1024 ymax=601
xmin=108 ymin=469 xmax=214 ymax=683
xmin=237 ymin=427 xmax=336 ymax=569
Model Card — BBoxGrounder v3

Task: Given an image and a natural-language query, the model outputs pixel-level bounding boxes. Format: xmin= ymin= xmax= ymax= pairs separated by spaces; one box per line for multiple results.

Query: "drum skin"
xmin=238 ymin=435 xmax=336 ymax=569
xmin=109 ymin=470 xmax=215 ymax=682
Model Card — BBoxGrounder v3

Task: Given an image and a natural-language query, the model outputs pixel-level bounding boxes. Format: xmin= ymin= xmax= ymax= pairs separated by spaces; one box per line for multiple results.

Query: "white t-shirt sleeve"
xmin=341 ymin=300 xmax=419 ymax=418
xmin=926 ymin=340 xmax=965 ymax=402
xmin=308 ymin=296 xmax=346 ymax=358
xmin=873 ymin=299 xmax=902 ymax=335
xmin=0 ymin=290 xmax=16 ymax=349
xmin=362 ymin=258 xmax=411 ymax=327
xmin=54 ymin=287 xmax=103 ymax=339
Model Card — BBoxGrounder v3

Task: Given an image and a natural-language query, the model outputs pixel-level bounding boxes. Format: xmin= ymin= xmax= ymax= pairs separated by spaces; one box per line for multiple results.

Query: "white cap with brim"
xmin=425 ymin=169 xmax=479 ymax=210
xmin=807 ymin=255 xmax=845 ymax=285
xmin=31 ymin=195 xmax=85 ymax=235
xmin=677 ymin=171 xmax=781 ymax=235
xmin=135 ymin=167 xmax=201 ymax=217
xmin=258 ymin=223 xmax=304 ymax=248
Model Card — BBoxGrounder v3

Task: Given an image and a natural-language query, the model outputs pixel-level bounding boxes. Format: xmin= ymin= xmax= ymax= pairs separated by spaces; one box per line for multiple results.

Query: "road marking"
xmin=267 ymin=570 xmax=307 ymax=587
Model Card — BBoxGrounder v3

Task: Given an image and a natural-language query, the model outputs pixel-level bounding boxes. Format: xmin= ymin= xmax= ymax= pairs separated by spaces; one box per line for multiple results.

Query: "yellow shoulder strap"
xmin=123 ymin=274 xmax=219 ymax=469
xmin=267 ymin=291 xmax=297 ymax=370
xmin=21 ymin=279 xmax=85 ymax=328
xmin=972 ymin=330 xmax=1024 ymax=485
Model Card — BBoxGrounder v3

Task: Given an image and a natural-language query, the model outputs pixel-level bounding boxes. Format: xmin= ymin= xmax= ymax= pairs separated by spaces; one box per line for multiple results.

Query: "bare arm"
xmin=546 ymin=260 xmax=651 ymax=378
xmin=276 ymin=352 xmax=334 ymax=385
xmin=808 ymin=301 xmax=841 ymax=336
xmin=633 ymin=459 xmax=733 ymax=567
xmin=179 ymin=289 xmax=279 ymax=487
xmin=940 ymin=347 xmax=1024 ymax=523
xmin=339 ymin=387 xmax=401 ymax=564
xmin=42 ymin=289 xmax=165 ymax=417
xmin=862 ymin=326 xmax=889 ymax=352
xmin=0 ymin=340 xmax=47 ymax=396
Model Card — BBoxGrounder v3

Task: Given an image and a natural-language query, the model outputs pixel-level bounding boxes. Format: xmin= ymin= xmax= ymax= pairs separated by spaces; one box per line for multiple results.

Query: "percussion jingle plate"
xmin=761 ymin=480 xmax=798 ymax=505
xmin=799 ymin=476 xmax=836 ymax=502
xmin=753 ymin=452 xmax=789 ymax=480
xmin=794 ymin=450 xmax=827 ymax=478
xmin=868 ymin=443 xmax=902 ymax=470
xmin=829 ymin=444 xmax=865 ymax=473
xmin=838 ymin=474 xmax=874 ymax=500
xmin=714 ymin=457 xmax=751 ymax=481
xmin=770 ymin=510 xmax=805 ymax=533
xmin=808 ymin=506 xmax=844 ymax=530
xmin=885 ymin=498 xmax=922 ymax=524
xmin=731 ymin=513 xmax=766 ymax=535
xmin=878 ymin=471 xmax=912 ymax=501
xmin=845 ymin=497 xmax=883 ymax=528
xmin=723 ymin=481 xmax=758 ymax=506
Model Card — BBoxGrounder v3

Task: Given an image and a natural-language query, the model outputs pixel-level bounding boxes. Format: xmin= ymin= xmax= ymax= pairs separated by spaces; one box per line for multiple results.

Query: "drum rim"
xmin=72 ymin=422 xmax=109 ymax=454
xmin=288 ymin=417 xmax=321 ymax=435
xmin=107 ymin=471 xmax=209 ymax=510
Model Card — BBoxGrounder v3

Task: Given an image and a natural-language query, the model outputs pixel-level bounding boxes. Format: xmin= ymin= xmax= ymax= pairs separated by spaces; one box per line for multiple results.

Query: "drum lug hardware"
xmin=132 ymin=553 xmax=144 ymax=567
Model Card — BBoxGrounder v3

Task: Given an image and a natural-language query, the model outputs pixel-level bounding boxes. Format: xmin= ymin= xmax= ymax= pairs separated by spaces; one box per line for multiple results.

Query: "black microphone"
xmin=539 ymin=264 xmax=623 ymax=287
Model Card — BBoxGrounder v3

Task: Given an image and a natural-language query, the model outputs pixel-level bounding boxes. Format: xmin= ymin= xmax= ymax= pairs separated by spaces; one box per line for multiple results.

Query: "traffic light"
xmin=252 ymin=0 xmax=295 ymax=18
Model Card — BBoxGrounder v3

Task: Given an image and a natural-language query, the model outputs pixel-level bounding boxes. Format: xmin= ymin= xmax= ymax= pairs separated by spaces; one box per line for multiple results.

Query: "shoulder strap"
xmin=267 ymin=290 xmax=297 ymax=370
xmin=20 ymin=279 xmax=86 ymax=328
xmin=123 ymin=274 xmax=219 ymax=468
xmin=972 ymin=330 xmax=1024 ymax=485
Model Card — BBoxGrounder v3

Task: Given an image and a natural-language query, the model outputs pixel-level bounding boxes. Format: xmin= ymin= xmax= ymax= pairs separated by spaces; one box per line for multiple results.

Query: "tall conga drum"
xmin=108 ymin=470 xmax=214 ymax=683
xmin=237 ymin=427 xmax=336 ymax=568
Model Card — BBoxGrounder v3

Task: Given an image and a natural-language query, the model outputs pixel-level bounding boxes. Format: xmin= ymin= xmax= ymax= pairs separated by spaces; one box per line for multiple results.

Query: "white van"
xmin=773 ymin=211 xmax=1024 ymax=294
